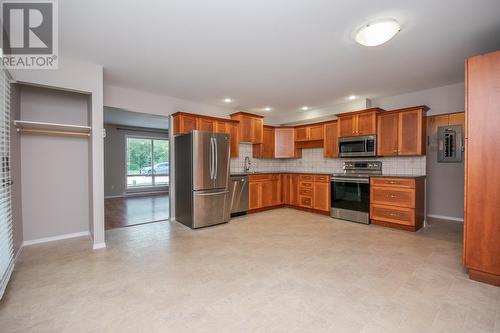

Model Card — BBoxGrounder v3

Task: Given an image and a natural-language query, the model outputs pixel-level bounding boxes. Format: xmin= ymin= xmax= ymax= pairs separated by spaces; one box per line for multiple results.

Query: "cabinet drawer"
xmin=299 ymin=196 xmax=313 ymax=208
xmin=371 ymin=177 xmax=415 ymax=189
xmin=299 ymin=181 xmax=313 ymax=188
xmin=249 ymin=174 xmax=279 ymax=181
xmin=371 ymin=204 xmax=415 ymax=226
xmin=314 ymin=175 xmax=330 ymax=183
xmin=299 ymin=175 xmax=313 ymax=181
xmin=299 ymin=188 xmax=313 ymax=196
xmin=371 ymin=187 xmax=415 ymax=208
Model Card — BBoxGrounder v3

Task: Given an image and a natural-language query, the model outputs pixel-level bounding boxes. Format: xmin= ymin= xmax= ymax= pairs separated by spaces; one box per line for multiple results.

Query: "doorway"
xmin=103 ymin=107 xmax=170 ymax=229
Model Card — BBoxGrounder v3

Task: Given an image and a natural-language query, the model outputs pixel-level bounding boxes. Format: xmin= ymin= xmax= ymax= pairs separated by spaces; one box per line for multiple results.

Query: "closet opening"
xmin=103 ymin=107 xmax=170 ymax=230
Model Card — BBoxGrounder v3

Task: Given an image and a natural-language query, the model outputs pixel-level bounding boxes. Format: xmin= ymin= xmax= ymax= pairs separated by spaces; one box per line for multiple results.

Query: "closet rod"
xmin=17 ymin=128 xmax=91 ymax=138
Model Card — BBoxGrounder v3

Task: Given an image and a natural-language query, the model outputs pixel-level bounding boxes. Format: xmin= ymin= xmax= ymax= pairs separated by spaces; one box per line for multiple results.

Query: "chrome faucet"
xmin=244 ymin=156 xmax=251 ymax=173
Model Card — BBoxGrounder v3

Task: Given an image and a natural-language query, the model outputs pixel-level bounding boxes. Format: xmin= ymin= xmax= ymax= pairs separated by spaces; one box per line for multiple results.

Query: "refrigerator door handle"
xmin=210 ymin=138 xmax=216 ymax=180
xmin=214 ymin=136 xmax=218 ymax=180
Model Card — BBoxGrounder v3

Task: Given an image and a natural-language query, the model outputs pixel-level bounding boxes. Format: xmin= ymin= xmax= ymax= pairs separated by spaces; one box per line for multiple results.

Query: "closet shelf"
xmin=14 ymin=120 xmax=92 ymax=138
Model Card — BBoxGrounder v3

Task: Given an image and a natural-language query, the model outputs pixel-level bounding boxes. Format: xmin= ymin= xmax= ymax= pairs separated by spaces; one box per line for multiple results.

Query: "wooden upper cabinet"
xmin=337 ymin=108 xmax=383 ymax=137
xmin=197 ymin=118 xmax=215 ymax=132
xmin=377 ymin=112 xmax=399 ymax=156
xmin=230 ymin=112 xmax=264 ymax=144
xmin=253 ymin=126 xmax=275 ymax=158
xmin=173 ymin=113 xmax=197 ymax=135
xmin=275 ymin=127 xmax=297 ymax=158
xmin=294 ymin=126 xmax=308 ymax=141
xmin=323 ymin=121 xmax=338 ymax=158
xmin=227 ymin=122 xmax=239 ymax=158
xmin=398 ymin=107 xmax=427 ymax=156
xmin=338 ymin=115 xmax=355 ymax=137
xmin=294 ymin=124 xmax=324 ymax=142
xmin=377 ymin=107 xmax=428 ymax=156
xmin=215 ymin=120 xmax=229 ymax=133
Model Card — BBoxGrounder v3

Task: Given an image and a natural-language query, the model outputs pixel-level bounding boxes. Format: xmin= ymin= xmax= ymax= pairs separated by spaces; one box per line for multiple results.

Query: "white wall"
xmin=11 ymin=58 xmax=105 ymax=248
xmin=371 ymin=82 xmax=464 ymax=116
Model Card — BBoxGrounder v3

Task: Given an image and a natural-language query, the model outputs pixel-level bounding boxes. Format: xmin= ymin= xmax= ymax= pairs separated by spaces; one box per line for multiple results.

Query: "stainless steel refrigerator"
xmin=175 ymin=131 xmax=231 ymax=228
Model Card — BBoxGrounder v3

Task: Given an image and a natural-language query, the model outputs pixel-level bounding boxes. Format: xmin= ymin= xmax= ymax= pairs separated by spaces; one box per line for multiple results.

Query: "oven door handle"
xmin=331 ymin=177 xmax=370 ymax=184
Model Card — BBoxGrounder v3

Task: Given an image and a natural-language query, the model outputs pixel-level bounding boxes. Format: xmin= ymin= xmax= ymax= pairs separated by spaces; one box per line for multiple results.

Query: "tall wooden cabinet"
xmin=230 ymin=112 xmax=264 ymax=144
xmin=377 ymin=106 xmax=428 ymax=156
xmin=323 ymin=121 xmax=338 ymax=158
xmin=464 ymin=50 xmax=500 ymax=286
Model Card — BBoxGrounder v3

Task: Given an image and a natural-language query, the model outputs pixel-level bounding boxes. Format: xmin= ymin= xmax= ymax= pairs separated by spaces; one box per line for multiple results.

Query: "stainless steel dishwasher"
xmin=229 ymin=175 xmax=249 ymax=216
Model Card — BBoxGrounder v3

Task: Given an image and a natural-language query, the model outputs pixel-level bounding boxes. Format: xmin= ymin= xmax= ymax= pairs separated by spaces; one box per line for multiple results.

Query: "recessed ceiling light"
xmin=301 ymin=106 xmax=310 ymax=111
xmin=223 ymin=98 xmax=233 ymax=103
xmin=354 ymin=19 xmax=400 ymax=47
xmin=264 ymin=107 xmax=272 ymax=112
xmin=348 ymin=95 xmax=357 ymax=100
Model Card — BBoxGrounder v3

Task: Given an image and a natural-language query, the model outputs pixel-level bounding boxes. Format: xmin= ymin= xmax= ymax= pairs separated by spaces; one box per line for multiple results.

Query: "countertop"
xmin=231 ymin=171 xmax=426 ymax=178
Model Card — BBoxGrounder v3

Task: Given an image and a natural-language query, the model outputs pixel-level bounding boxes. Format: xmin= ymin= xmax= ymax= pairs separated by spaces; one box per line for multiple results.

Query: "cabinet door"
xmin=174 ymin=114 xmax=197 ymax=135
xmin=215 ymin=121 xmax=228 ymax=133
xmin=313 ymin=182 xmax=330 ymax=212
xmin=252 ymin=118 xmax=264 ymax=144
xmin=290 ymin=174 xmax=300 ymax=206
xmin=238 ymin=116 xmax=253 ymax=142
xmin=261 ymin=181 xmax=274 ymax=208
xmin=249 ymin=182 xmax=261 ymax=210
xmin=323 ymin=121 xmax=338 ymax=158
xmin=197 ymin=118 xmax=215 ymax=132
xmin=398 ymin=109 xmax=424 ymax=155
xmin=275 ymin=128 xmax=295 ymax=158
xmin=262 ymin=127 xmax=275 ymax=158
xmin=227 ymin=122 xmax=239 ymax=158
xmin=294 ymin=126 xmax=309 ymax=141
xmin=357 ymin=112 xmax=377 ymax=135
xmin=338 ymin=116 xmax=355 ymax=137
xmin=308 ymin=124 xmax=324 ymax=141
xmin=271 ymin=179 xmax=282 ymax=205
xmin=377 ymin=113 xmax=399 ymax=156
xmin=282 ymin=174 xmax=290 ymax=205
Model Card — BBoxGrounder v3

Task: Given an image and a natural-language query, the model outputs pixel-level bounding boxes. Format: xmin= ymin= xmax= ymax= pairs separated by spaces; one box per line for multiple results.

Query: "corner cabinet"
xmin=172 ymin=112 xmax=239 ymax=157
xmin=336 ymin=108 xmax=383 ymax=137
xmin=253 ymin=126 xmax=275 ymax=158
xmin=230 ymin=112 xmax=264 ymax=144
xmin=377 ymin=106 xmax=428 ymax=156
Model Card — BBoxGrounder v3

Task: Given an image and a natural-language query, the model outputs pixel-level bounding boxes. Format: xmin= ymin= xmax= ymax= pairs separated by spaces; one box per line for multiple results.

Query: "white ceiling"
xmin=104 ymin=107 xmax=169 ymax=129
xmin=62 ymin=0 xmax=500 ymax=116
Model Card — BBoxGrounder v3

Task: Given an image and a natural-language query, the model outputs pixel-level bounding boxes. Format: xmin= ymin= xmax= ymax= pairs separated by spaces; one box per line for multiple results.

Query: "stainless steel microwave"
xmin=338 ymin=135 xmax=376 ymax=158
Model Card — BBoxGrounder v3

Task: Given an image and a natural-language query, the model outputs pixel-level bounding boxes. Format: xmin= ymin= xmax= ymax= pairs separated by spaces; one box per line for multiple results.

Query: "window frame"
xmin=125 ymin=135 xmax=169 ymax=190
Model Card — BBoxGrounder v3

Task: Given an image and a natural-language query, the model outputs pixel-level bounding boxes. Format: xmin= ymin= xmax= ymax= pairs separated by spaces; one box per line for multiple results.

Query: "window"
xmin=126 ymin=137 xmax=169 ymax=188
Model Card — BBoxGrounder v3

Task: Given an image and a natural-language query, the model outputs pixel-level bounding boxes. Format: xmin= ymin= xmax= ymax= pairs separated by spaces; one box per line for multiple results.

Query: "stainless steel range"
xmin=330 ymin=161 xmax=382 ymax=224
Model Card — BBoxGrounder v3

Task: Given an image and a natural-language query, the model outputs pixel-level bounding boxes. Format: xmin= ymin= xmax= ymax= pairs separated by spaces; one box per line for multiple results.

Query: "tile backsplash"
xmin=230 ymin=143 xmax=426 ymax=175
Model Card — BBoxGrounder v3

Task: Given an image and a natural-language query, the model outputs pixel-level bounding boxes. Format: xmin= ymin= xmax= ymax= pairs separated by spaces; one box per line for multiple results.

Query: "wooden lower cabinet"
xmin=369 ymin=176 xmax=425 ymax=231
xmin=248 ymin=173 xmax=329 ymax=214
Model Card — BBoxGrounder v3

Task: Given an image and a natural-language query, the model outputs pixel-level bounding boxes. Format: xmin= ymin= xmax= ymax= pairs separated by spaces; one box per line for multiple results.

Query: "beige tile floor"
xmin=0 ymin=208 xmax=499 ymax=332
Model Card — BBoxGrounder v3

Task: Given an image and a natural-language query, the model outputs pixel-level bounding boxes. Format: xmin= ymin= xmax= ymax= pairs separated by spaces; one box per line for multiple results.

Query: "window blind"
xmin=0 ymin=67 xmax=13 ymax=299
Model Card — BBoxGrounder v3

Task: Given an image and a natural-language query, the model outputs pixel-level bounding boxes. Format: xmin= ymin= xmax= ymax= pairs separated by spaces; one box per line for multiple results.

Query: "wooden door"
xmin=356 ymin=112 xmax=377 ymax=135
xmin=337 ymin=116 xmax=355 ymax=137
xmin=174 ymin=114 xmax=197 ymax=135
xmin=398 ymin=109 xmax=424 ymax=155
xmin=275 ymin=128 xmax=295 ymax=158
xmin=271 ymin=178 xmax=281 ymax=205
xmin=248 ymin=182 xmax=261 ymax=210
xmin=377 ymin=113 xmax=399 ymax=156
xmin=465 ymin=51 xmax=500 ymax=278
xmin=262 ymin=126 xmax=275 ymax=158
xmin=308 ymin=124 xmax=324 ymax=141
xmin=227 ymin=122 xmax=239 ymax=158
xmin=251 ymin=118 xmax=264 ymax=144
xmin=313 ymin=182 xmax=330 ymax=212
xmin=323 ymin=121 xmax=338 ymax=158
xmin=294 ymin=126 xmax=309 ymax=141
xmin=215 ymin=121 xmax=228 ymax=133
xmin=290 ymin=174 xmax=300 ymax=206
xmin=282 ymin=174 xmax=290 ymax=204
xmin=260 ymin=181 xmax=274 ymax=208
xmin=238 ymin=115 xmax=253 ymax=142
xmin=197 ymin=118 xmax=215 ymax=132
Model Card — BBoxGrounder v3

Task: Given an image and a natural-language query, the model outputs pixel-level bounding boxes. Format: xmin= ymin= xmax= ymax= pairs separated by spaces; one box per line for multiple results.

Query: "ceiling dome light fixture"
xmin=264 ymin=107 xmax=272 ymax=112
xmin=223 ymin=98 xmax=233 ymax=103
xmin=301 ymin=106 xmax=309 ymax=111
xmin=354 ymin=19 xmax=400 ymax=47
xmin=348 ymin=95 xmax=357 ymax=100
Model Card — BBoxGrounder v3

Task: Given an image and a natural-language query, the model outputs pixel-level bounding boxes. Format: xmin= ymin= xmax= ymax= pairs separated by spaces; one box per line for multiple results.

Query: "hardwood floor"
xmin=105 ymin=193 xmax=169 ymax=229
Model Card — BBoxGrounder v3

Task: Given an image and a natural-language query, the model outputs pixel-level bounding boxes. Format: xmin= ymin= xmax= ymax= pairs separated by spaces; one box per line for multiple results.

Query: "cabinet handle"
xmin=386 ymin=181 xmax=397 ymax=184
xmin=385 ymin=194 xmax=396 ymax=198
xmin=388 ymin=212 xmax=398 ymax=217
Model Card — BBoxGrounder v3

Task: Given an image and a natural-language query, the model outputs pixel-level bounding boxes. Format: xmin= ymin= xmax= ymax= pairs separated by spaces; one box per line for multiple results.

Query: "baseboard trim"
xmin=105 ymin=190 xmax=169 ymax=199
xmin=92 ymin=242 xmax=106 ymax=250
xmin=427 ymin=214 xmax=464 ymax=222
xmin=23 ymin=231 xmax=90 ymax=246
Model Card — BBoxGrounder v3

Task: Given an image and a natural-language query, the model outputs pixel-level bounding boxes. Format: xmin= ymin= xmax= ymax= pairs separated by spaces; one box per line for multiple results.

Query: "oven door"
xmin=330 ymin=177 xmax=370 ymax=224
xmin=338 ymin=136 xmax=376 ymax=157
